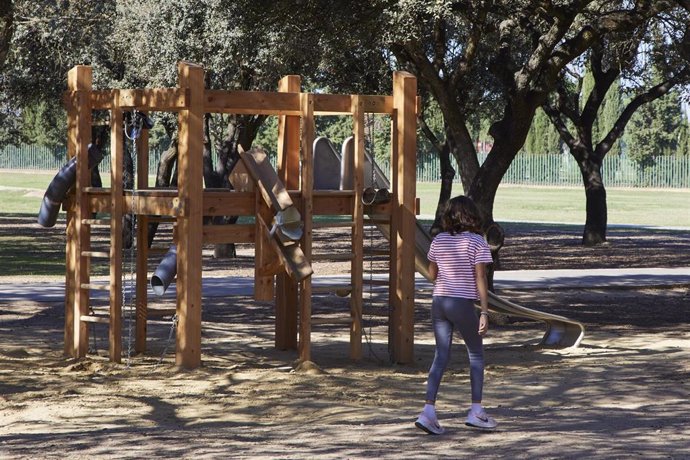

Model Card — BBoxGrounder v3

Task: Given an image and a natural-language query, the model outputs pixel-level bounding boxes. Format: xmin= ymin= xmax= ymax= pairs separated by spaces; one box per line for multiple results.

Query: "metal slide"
xmin=333 ymin=137 xmax=585 ymax=349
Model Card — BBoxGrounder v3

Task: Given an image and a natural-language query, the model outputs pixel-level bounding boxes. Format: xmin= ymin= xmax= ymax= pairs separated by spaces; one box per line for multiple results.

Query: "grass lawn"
xmin=1 ymin=170 xmax=688 ymax=227
xmin=417 ymin=182 xmax=690 ymax=227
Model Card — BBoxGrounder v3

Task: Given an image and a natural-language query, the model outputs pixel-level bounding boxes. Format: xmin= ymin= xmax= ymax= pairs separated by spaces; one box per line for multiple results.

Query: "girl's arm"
xmin=475 ymin=262 xmax=490 ymax=335
xmin=428 ymin=261 xmax=438 ymax=282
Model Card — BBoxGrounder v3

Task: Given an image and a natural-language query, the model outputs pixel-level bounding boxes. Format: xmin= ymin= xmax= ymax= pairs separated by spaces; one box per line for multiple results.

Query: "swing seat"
xmin=362 ymin=187 xmax=391 ymax=205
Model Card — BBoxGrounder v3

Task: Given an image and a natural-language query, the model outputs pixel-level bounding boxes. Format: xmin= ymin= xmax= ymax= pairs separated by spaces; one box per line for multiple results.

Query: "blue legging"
xmin=425 ymin=296 xmax=484 ymax=403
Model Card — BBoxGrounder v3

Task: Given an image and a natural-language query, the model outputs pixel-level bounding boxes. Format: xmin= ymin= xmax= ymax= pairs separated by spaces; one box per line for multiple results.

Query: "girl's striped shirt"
xmin=428 ymin=231 xmax=493 ymax=299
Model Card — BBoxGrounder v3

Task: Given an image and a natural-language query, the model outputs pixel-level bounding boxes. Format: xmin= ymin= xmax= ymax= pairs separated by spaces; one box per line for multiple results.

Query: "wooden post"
xmin=175 ymin=62 xmax=205 ymax=369
xmin=275 ymin=75 xmax=301 ymax=350
xmin=64 ymin=209 xmax=76 ymax=357
xmin=350 ymin=96 xmax=364 ymax=359
xmin=254 ymin=190 xmax=275 ymax=301
xmin=66 ymin=65 xmax=92 ymax=358
xmin=298 ymin=92 xmax=314 ymax=362
xmin=390 ymin=71 xmax=417 ymax=364
xmin=135 ymin=129 xmax=149 ymax=353
xmin=277 ymin=76 xmax=301 ymax=189
xmin=109 ymin=101 xmax=124 ymax=363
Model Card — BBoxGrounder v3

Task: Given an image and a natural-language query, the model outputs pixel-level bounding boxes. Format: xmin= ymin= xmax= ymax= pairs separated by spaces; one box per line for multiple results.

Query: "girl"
xmin=415 ymin=196 xmax=497 ymax=435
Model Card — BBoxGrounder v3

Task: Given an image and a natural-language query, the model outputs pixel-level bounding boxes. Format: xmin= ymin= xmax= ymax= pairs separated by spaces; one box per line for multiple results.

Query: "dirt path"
xmin=1 ymin=218 xmax=689 ymax=458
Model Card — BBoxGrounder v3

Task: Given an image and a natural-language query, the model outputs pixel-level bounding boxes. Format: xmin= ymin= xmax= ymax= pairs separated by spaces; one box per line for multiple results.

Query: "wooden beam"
xmin=313 ymin=94 xmax=393 ymax=115
xmin=390 ymin=71 xmax=417 ymax=364
xmin=202 ymin=223 xmax=255 ymax=244
xmin=350 ymin=96 xmax=364 ymax=360
xmin=108 ymin=101 xmax=124 ymax=363
xmin=275 ymin=75 xmax=301 ymax=351
xmin=175 ymin=62 xmax=205 ymax=369
xmin=205 ymin=90 xmax=394 ymax=115
xmin=298 ymin=92 xmax=315 ymax=363
xmin=67 ymin=65 xmax=92 ymax=359
xmin=203 ymin=191 xmax=255 ymax=216
xmin=254 ymin=193 xmax=276 ymax=301
xmin=135 ymin=133 xmax=150 ymax=354
xmin=65 ymin=88 xmax=187 ymax=110
xmin=240 ymin=147 xmax=294 ymax=212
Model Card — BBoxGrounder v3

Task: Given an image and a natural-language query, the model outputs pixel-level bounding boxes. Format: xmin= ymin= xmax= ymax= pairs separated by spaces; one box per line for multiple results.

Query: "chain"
xmin=150 ymin=313 xmax=178 ymax=372
xmin=361 ymin=112 xmax=386 ymax=364
xmin=125 ymin=134 xmax=137 ymax=368
xmin=123 ymin=110 xmax=144 ymax=141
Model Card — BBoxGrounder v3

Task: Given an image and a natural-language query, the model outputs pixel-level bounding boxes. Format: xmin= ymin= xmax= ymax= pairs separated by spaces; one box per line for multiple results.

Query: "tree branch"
xmin=596 ymin=66 xmax=690 ymax=156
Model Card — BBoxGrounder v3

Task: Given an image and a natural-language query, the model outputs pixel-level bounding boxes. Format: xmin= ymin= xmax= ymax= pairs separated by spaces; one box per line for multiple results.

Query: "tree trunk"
xmin=579 ymin=158 xmax=607 ymax=246
xmin=148 ymin=141 xmax=178 ymax=247
xmin=430 ymin=141 xmax=455 ymax=237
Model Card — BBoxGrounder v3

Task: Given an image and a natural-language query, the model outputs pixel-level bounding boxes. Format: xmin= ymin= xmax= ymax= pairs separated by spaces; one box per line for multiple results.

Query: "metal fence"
xmin=1 ymin=144 xmax=688 ymax=189
xmin=0 ymin=144 xmax=167 ymax=175
xmin=407 ymin=151 xmax=690 ymax=188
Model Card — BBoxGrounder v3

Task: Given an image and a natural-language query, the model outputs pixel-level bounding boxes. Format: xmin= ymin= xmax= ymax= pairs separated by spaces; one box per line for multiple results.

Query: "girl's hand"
xmin=479 ymin=314 xmax=489 ymax=336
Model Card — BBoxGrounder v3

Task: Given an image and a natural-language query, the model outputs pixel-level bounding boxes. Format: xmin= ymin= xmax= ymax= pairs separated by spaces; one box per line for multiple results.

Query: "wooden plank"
xmin=64 ymin=208 xmax=76 ymax=357
xmin=109 ymin=103 xmax=124 ymax=363
xmin=80 ymin=315 xmax=111 ymax=324
xmin=228 ymin=160 xmax=255 ymax=192
xmin=135 ymin=132 xmax=149 ymax=354
xmin=299 ymin=92 xmax=314 ymax=363
xmin=81 ymin=283 xmax=110 ymax=291
xmin=275 ymin=273 xmax=298 ymax=350
xmin=390 ymin=71 xmax=417 ymax=364
xmin=64 ymin=77 xmax=78 ymax=357
xmin=77 ymin=87 xmax=393 ymax=115
xmin=252 ymin=217 xmax=312 ymax=281
xmin=79 ymin=88 xmax=187 ymax=110
xmin=81 ymin=250 xmax=109 ymax=259
xmin=275 ymin=75 xmax=301 ymax=351
xmin=135 ymin=213 xmax=149 ymax=354
xmin=254 ymin=196 xmax=275 ymax=301
xmin=350 ymin=96 xmax=364 ymax=360
xmin=203 ymin=191 xmax=254 ymax=216
xmin=93 ymin=191 xmax=217 ymax=217
xmin=175 ymin=61 xmax=205 ymax=370
xmin=205 ymin=90 xmax=300 ymax=115
xmin=124 ymin=195 xmax=183 ymax=216
xmin=312 ymin=193 xmax=355 ymax=215
xmin=313 ymin=94 xmax=393 ymax=115
xmin=205 ymin=91 xmax=393 ymax=115
xmin=240 ymin=147 xmax=294 ymax=212
xmin=68 ymin=65 xmax=92 ymax=359
xmin=202 ymin=223 xmax=255 ymax=244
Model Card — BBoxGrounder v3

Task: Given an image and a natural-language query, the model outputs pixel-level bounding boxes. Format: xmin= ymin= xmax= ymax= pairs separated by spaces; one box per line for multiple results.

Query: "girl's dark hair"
xmin=441 ymin=196 xmax=483 ymax=235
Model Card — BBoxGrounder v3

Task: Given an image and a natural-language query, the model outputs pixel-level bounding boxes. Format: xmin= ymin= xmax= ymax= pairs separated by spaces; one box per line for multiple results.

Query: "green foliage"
xmin=19 ymin=101 xmax=65 ymax=148
xmin=253 ymin=116 xmax=278 ymax=158
xmin=675 ymin=115 xmax=690 ymax=156
xmin=625 ymin=88 xmax=684 ymax=166
xmin=524 ymin=108 xmax=562 ymax=155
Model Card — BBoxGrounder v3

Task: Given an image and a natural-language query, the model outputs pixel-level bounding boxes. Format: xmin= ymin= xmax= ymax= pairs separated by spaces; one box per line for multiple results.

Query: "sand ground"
xmin=1 ymin=219 xmax=689 ymax=459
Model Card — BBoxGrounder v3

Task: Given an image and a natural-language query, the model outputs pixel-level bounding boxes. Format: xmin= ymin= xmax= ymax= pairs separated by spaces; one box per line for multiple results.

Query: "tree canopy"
xmin=2 ymin=0 xmax=689 ymax=235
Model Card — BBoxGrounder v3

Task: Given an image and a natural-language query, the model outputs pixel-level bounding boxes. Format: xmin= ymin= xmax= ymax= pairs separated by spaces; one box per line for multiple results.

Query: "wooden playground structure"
xmin=62 ymin=62 xmax=418 ymax=369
